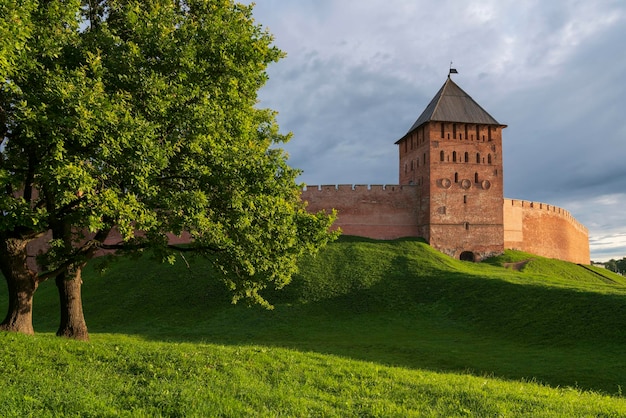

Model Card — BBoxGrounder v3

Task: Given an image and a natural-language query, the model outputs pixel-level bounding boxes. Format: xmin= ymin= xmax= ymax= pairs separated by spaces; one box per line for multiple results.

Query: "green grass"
xmin=2 ymin=236 xmax=626 ymax=416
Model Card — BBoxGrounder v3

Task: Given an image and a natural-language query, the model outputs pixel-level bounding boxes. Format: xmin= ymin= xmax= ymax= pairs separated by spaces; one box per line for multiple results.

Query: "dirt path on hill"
xmin=503 ymin=259 xmax=533 ymax=271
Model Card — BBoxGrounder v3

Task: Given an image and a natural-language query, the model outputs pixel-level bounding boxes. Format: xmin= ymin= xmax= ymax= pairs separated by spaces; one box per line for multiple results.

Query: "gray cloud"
xmin=248 ymin=0 xmax=626 ymax=260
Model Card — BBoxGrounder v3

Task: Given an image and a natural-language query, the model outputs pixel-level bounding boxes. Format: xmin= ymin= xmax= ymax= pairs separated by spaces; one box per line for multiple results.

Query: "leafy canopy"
xmin=0 ymin=0 xmax=336 ymax=305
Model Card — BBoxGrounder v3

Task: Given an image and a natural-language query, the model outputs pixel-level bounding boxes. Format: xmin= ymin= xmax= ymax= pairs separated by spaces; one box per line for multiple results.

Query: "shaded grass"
xmin=1 ymin=332 xmax=625 ymax=417
xmin=2 ymin=236 xmax=626 ymax=415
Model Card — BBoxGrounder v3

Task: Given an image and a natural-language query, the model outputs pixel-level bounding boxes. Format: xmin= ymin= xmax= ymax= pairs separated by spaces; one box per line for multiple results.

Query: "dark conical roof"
xmin=397 ymin=77 xmax=505 ymax=143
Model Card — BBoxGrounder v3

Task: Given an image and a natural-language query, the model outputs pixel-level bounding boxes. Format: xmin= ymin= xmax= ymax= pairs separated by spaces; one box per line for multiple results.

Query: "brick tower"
xmin=396 ymin=75 xmax=507 ymax=261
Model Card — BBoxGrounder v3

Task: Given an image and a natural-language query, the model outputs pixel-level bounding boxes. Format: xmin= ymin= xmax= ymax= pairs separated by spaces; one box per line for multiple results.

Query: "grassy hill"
xmin=1 ymin=236 xmax=626 ymax=416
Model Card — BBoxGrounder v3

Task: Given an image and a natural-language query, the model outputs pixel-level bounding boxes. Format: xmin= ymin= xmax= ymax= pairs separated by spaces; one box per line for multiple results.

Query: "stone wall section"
xmin=301 ymin=184 xmax=421 ymax=239
xmin=301 ymin=186 xmax=590 ymax=264
xmin=503 ymin=199 xmax=590 ymax=264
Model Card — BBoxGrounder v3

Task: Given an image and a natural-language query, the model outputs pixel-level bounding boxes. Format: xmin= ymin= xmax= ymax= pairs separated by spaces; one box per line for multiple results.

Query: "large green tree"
xmin=0 ymin=0 xmax=336 ymax=339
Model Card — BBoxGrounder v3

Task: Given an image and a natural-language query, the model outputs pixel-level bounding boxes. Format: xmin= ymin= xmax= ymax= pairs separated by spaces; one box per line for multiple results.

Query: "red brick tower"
xmin=396 ymin=76 xmax=507 ymax=261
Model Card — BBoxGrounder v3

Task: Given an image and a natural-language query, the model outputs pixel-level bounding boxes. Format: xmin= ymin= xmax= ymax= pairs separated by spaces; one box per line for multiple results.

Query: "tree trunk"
xmin=0 ymin=237 xmax=38 ymax=335
xmin=55 ymin=265 xmax=89 ymax=341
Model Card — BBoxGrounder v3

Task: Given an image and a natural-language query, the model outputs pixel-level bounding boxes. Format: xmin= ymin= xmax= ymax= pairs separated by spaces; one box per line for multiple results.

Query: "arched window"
xmin=441 ymin=123 xmax=445 ymax=138
xmin=476 ymin=153 xmax=481 ymax=163
xmin=452 ymin=151 xmax=457 ymax=162
xmin=488 ymin=154 xmax=492 ymax=164
xmin=440 ymin=150 xmax=445 ymax=161
xmin=464 ymin=152 xmax=469 ymax=162
xmin=453 ymin=124 xmax=457 ymax=139
xmin=488 ymin=126 xmax=492 ymax=141
xmin=410 ymin=160 xmax=414 ymax=171
xmin=475 ymin=172 xmax=479 ymax=183
xmin=454 ymin=172 xmax=459 ymax=183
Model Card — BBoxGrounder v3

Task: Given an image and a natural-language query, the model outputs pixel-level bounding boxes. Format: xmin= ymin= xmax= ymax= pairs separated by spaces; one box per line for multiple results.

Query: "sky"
xmin=243 ymin=0 xmax=626 ymax=262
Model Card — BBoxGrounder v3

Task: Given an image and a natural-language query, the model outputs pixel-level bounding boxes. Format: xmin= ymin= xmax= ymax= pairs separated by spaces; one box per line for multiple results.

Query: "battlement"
xmin=504 ymin=198 xmax=587 ymax=234
xmin=303 ymin=184 xmax=414 ymax=193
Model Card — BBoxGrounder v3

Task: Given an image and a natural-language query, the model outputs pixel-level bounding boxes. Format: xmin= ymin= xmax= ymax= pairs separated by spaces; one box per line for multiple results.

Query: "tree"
xmin=1 ymin=0 xmax=337 ymax=339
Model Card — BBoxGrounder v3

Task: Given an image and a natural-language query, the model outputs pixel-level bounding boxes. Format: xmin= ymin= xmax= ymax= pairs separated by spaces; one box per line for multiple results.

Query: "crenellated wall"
xmin=503 ymin=198 xmax=589 ymax=264
xmin=302 ymin=184 xmax=421 ymax=240
xmin=301 ymin=185 xmax=590 ymax=264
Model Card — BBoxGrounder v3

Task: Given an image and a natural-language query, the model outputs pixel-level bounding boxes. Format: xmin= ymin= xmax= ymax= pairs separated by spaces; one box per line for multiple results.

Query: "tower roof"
xmin=397 ymin=77 xmax=505 ymax=142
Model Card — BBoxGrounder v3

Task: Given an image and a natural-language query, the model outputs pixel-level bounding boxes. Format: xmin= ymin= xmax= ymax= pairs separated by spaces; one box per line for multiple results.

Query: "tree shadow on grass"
xmin=69 ymin=252 xmax=626 ymax=395
xmin=4 ymin=240 xmax=624 ymax=396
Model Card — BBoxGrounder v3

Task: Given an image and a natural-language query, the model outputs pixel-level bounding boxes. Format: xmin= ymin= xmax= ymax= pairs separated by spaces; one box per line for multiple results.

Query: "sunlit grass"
xmin=1 ymin=236 xmax=626 ymax=416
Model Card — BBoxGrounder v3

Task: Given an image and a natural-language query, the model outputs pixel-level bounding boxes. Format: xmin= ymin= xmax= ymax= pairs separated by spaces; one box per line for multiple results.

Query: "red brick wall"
xmin=26 ymin=229 xmax=191 ymax=273
xmin=23 ymin=194 xmax=589 ymax=269
xmin=301 ymin=184 xmax=421 ymax=239
xmin=503 ymin=199 xmax=590 ymax=264
xmin=302 ymin=187 xmax=589 ymax=264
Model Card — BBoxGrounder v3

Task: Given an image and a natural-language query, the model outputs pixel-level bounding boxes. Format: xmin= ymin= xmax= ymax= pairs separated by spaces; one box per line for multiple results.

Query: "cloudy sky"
xmin=244 ymin=0 xmax=626 ymax=262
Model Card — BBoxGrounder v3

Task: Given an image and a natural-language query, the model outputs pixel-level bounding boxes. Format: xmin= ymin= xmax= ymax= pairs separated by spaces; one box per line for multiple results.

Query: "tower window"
xmin=455 ymin=172 xmax=459 ymax=183
xmin=488 ymin=154 xmax=492 ymax=164
xmin=476 ymin=153 xmax=480 ymax=164
xmin=452 ymin=151 xmax=457 ymax=162
xmin=411 ymin=160 xmax=414 ymax=171
xmin=464 ymin=152 xmax=469 ymax=163
xmin=475 ymin=172 xmax=479 ymax=183
xmin=441 ymin=123 xmax=445 ymax=138
xmin=453 ymin=124 xmax=457 ymax=139
xmin=464 ymin=195 xmax=467 ymax=204
xmin=465 ymin=124 xmax=469 ymax=140
xmin=440 ymin=151 xmax=445 ymax=162
xmin=488 ymin=126 xmax=492 ymax=141
xmin=475 ymin=125 xmax=480 ymax=140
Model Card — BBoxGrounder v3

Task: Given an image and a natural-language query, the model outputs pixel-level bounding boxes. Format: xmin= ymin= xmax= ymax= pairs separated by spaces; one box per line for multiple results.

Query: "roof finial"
xmin=448 ymin=62 xmax=458 ymax=77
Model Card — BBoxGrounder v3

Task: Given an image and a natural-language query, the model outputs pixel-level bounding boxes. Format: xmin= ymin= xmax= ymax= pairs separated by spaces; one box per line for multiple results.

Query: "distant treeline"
xmin=598 ymin=258 xmax=626 ymax=275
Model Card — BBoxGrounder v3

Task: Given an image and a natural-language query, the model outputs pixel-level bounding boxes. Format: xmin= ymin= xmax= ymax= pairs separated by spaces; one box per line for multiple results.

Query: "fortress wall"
xmin=503 ymin=199 xmax=590 ymax=264
xmin=301 ymin=184 xmax=421 ymax=239
xmin=26 ymin=229 xmax=191 ymax=272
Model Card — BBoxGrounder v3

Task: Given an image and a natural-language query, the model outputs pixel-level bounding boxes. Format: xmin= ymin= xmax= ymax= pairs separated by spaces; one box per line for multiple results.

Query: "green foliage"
xmin=604 ymin=257 xmax=626 ymax=275
xmin=0 ymin=0 xmax=335 ymax=307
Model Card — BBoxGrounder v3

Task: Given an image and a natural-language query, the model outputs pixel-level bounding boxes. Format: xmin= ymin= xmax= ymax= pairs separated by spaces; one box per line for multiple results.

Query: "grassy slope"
xmin=2 ymin=236 xmax=626 ymax=416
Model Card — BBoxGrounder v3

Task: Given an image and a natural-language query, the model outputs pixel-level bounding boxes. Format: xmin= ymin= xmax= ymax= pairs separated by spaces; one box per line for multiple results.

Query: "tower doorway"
xmin=460 ymin=251 xmax=475 ymax=262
